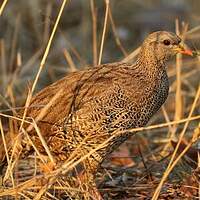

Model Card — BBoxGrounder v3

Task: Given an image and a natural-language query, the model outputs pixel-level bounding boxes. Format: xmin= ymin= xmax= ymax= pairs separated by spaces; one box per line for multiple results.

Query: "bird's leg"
xmin=76 ymin=158 xmax=103 ymax=200
xmin=77 ymin=170 xmax=103 ymax=200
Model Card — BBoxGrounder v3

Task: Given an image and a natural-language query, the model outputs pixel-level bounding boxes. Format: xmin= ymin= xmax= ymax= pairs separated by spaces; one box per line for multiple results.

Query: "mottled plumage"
xmin=23 ymin=31 xmax=183 ymax=162
xmin=0 ymin=31 xmax=193 ymax=199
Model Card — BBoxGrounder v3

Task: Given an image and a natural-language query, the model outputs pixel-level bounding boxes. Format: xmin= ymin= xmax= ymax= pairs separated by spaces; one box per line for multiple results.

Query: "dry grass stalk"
xmin=17 ymin=51 xmax=22 ymax=67
xmin=20 ymin=0 xmax=69 ymax=131
xmin=160 ymin=106 xmax=176 ymax=156
xmin=0 ymin=113 xmax=31 ymax=124
xmin=98 ymin=0 xmax=110 ymax=65
xmin=0 ymin=119 xmax=15 ymax=187
xmin=174 ymin=21 xmax=189 ymax=122
xmin=32 ymin=120 xmax=55 ymax=164
xmin=174 ymin=19 xmax=183 ymax=122
xmin=6 ymin=53 xmax=22 ymax=96
xmin=0 ymin=175 xmax=43 ymax=197
xmin=3 ymin=133 xmax=21 ymax=185
xmin=43 ymin=2 xmax=52 ymax=44
xmin=156 ymin=123 xmax=199 ymax=198
xmin=63 ymin=48 xmax=77 ymax=72
xmin=160 ymin=22 xmax=189 ymax=156
xmin=59 ymin=32 xmax=87 ymax=67
xmin=90 ymin=0 xmax=98 ymax=66
xmin=9 ymin=14 xmax=21 ymax=70
xmin=0 ymin=0 xmax=8 ymax=16
xmin=22 ymin=129 xmax=48 ymax=166
xmin=161 ymin=22 xmax=197 ymax=158
xmin=161 ymin=106 xmax=173 ymax=132
xmin=19 ymin=47 xmax=44 ymax=77
xmin=118 ymin=115 xmax=200 ymax=136
xmin=0 ymin=94 xmax=14 ymax=116
xmin=108 ymin=5 xmax=127 ymax=57
xmin=122 ymin=46 xmax=141 ymax=63
xmin=1 ymin=90 xmax=66 ymax=186
xmin=152 ymin=86 xmax=200 ymax=200
xmin=186 ymin=25 xmax=200 ymax=37
xmin=0 ymin=39 xmax=6 ymax=93
xmin=198 ymin=150 xmax=200 ymax=199
xmin=0 ymin=119 xmax=9 ymax=167
xmin=23 ymin=88 xmax=65 ymax=164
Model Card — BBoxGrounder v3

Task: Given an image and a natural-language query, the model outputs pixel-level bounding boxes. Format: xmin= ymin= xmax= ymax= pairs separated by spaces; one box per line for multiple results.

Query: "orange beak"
xmin=174 ymin=44 xmax=193 ymax=56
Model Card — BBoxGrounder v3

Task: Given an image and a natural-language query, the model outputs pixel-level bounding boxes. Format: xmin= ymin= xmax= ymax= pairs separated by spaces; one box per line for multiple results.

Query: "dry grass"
xmin=0 ymin=0 xmax=200 ymax=199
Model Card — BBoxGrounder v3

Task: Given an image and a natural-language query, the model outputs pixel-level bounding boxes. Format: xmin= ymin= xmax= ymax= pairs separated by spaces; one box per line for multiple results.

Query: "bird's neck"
xmin=135 ymin=46 xmax=168 ymax=79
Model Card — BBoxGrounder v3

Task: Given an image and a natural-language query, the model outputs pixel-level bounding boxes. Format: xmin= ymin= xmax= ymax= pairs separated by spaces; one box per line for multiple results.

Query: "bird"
xmin=1 ymin=31 xmax=193 ymax=199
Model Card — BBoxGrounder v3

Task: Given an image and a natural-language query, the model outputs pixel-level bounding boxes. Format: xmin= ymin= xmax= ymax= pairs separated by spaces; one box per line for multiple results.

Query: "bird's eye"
xmin=163 ymin=39 xmax=171 ymax=46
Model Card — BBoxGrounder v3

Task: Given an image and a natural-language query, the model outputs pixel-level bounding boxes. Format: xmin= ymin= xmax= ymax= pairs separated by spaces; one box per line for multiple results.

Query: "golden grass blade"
xmin=153 ymin=122 xmax=200 ymax=200
xmin=9 ymin=14 xmax=21 ymax=70
xmin=63 ymin=48 xmax=77 ymax=72
xmin=161 ymin=106 xmax=173 ymax=133
xmin=3 ymin=133 xmax=21 ymax=185
xmin=59 ymin=32 xmax=87 ymax=67
xmin=33 ymin=183 xmax=49 ymax=200
xmin=43 ymin=2 xmax=52 ymax=44
xmin=0 ymin=39 xmax=6 ymax=93
xmin=108 ymin=6 xmax=127 ymax=57
xmin=122 ymin=115 xmax=200 ymax=134
xmin=0 ymin=93 xmax=16 ymax=115
xmin=19 ymin=192 xmax=32 ymax=200
xmin=174 ymin=19 xmax=183 ymax=122
xmin=22 ymin=129 xmax=46 ymax=165
xmin=0 ymin=119 xmax=15 ymax=187
xmin=198 ymin=150 xmax=200 ymax=199
xmin=0 ymin=0 xmax=8 ymax=16
xmin=98 ymin=0 xmax=109 ymax=65
xmin=186 ymin=25 xmax=200 ymax=35
xmin=20 ymin=0 xmax=69 ymax=131
xmin=90 ymin=0 xmax=98 ymax=66
xmin=0 ymin=119 xmax=10 ymax=167
xmin=0 ymin=175 xmax=43 ymax=197
xmin=26 ymin=88 xmax=64 ymax=133
xmin=20 ymin=47 xmax=44 ymax=77
xmin=0 ymin=113 xmax=31 ymax=124
xmin=32 ymin=120 xmax=55 ymax=164
xmin=160 ymin=106 xmax=176 ymax=155
xmin=122 ymin=47 xmax=141 ymax=63
xmin=152 ymin=86 xmax=200 ymax=200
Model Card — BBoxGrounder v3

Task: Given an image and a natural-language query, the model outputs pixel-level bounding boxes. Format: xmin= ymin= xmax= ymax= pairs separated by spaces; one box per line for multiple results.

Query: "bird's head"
xmin=141 ymin=31 xmax=193 ymax=62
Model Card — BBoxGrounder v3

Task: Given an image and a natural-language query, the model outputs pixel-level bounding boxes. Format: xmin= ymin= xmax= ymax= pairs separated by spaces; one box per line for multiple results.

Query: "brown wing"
xmin=21 ymin=62 xmax=125 ymax=136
